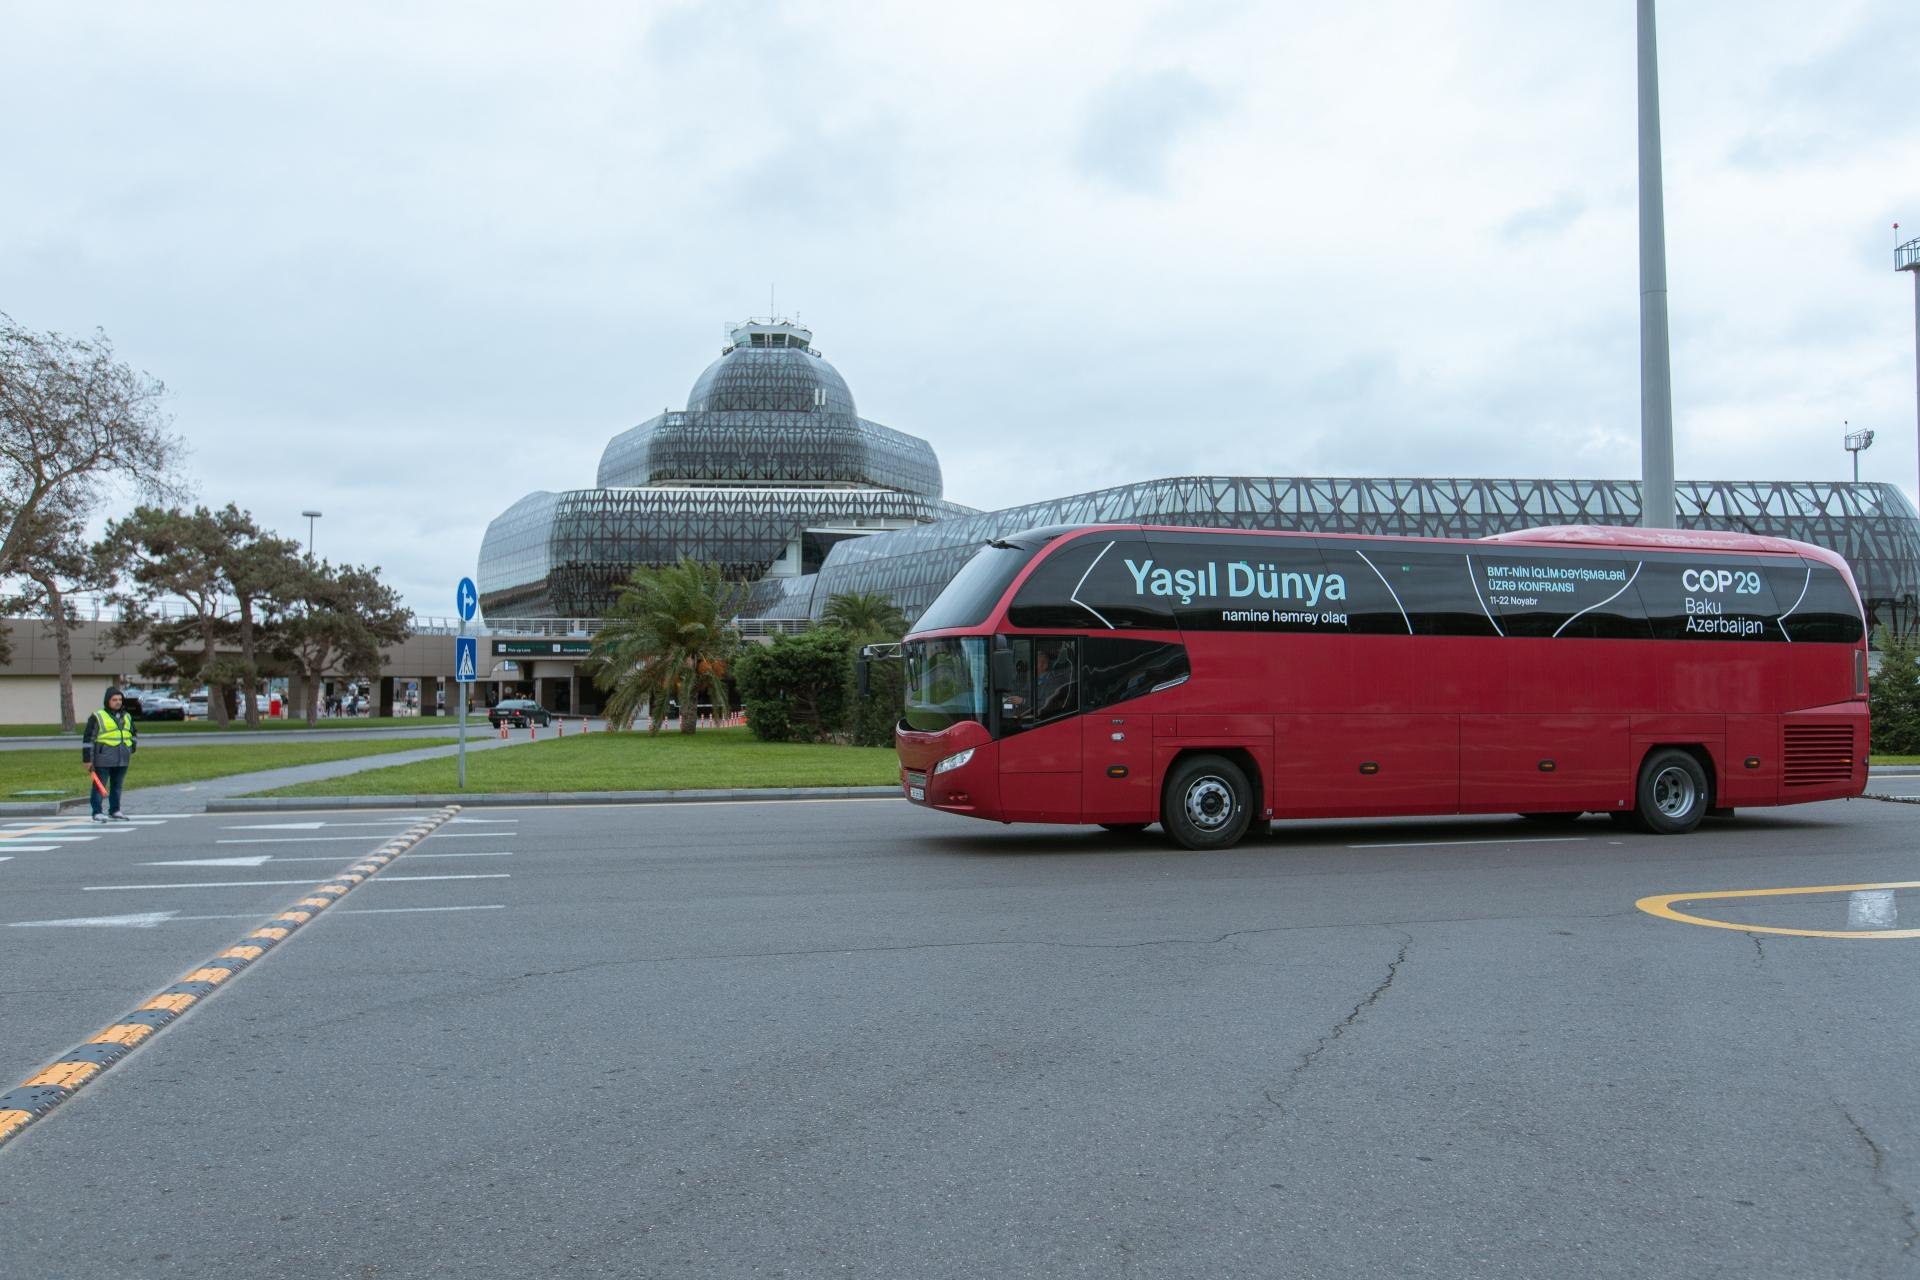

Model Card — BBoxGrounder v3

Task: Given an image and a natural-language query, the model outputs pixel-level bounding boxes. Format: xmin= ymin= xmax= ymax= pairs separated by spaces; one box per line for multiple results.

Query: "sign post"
xmin=455 ymin=578 xmax=479 ymax=789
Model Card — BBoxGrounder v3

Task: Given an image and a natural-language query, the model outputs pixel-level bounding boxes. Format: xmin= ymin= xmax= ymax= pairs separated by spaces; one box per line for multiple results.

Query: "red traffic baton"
xmin=89 ymin=769 xmax=108 ymax=797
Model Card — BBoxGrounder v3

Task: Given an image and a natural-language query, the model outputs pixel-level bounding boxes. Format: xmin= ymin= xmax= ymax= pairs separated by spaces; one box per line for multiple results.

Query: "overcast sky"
xmin=5 ymin=1 xmax=1917 ymax=616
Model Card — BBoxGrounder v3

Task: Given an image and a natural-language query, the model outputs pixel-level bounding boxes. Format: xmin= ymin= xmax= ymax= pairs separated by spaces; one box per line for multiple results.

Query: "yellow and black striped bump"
xmin=0 ymin=805 xmax=461 ymax=1147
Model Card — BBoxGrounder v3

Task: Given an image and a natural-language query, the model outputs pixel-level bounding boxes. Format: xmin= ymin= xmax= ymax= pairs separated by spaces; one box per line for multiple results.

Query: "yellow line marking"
xmin=1635 ymin=881 xmax=1920 ymax=940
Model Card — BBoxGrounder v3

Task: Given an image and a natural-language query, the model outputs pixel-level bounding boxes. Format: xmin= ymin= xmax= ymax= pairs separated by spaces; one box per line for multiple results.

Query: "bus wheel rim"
xmin=1185 ymin=777 xmax=1234 ymax=829
xmin=1652 ymin=766 xmax=1696 ymax=817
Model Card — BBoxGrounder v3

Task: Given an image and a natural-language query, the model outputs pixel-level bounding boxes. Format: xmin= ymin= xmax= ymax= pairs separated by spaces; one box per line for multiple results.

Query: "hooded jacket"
xmin=81 ymin=687 xmax=138 ymax=769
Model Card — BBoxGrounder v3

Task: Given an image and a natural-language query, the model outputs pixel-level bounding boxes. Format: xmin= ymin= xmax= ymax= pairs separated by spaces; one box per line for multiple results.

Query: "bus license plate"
xmin=909 ymin=785 xmax=925 ymax=801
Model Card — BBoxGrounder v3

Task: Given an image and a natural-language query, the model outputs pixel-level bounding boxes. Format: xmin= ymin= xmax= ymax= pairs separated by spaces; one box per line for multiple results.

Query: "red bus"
xmin=895 ymin=524 xmax=1869 ymax=849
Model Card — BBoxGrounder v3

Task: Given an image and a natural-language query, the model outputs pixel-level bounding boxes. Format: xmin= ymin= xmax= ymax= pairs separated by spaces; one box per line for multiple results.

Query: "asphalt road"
xmin=1 ymin=796 xmax=1916 ymax=1278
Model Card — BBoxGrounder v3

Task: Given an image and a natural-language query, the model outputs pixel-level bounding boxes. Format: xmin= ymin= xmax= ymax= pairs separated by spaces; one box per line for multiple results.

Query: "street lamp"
xmin=300 ymin=510 xmax=322 ymax=558
xmin=1844 ymin=424 xmax=1875 ymax=484
xmin=1898 ymin=224 xmax=1920 ymax=508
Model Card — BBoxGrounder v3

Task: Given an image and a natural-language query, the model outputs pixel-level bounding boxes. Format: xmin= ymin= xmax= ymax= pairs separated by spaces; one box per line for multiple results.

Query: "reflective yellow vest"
xmin=91 ymin=708 xmax=133 ymax=747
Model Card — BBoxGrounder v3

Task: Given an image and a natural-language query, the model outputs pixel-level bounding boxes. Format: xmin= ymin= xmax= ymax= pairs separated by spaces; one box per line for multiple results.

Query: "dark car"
xmin=488 ymin=699 xmax=551 ymax=729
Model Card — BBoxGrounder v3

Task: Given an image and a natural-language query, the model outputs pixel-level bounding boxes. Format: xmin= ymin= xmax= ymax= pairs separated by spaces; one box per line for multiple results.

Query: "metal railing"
xmin=1898 ymin=235 xmax=1920 ymax=272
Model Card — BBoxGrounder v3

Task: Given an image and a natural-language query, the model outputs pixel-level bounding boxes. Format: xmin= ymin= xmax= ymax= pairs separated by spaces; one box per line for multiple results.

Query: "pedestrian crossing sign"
xmin=455 ymin=635 xmax=478 ymax=683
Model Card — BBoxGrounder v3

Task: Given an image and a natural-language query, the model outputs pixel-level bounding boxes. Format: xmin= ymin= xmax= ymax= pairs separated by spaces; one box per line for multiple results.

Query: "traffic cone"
xmin=557 ymin=718 xmax=565 ymax=737
xmin=498 ymin=722 xmax=506 ymax=740
xmin=530 ymin=721 xmax=537 ymax=741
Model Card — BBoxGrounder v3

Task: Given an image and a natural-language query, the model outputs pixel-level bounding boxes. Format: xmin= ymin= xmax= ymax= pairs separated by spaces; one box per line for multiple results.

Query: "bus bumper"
xmin=897 ymin=726 xmax=998 ymax=817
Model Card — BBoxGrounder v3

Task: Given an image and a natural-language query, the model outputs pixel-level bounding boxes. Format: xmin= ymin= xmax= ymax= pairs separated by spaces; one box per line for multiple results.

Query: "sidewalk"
xmin=18 ymin=733 xmax=524 ymax=816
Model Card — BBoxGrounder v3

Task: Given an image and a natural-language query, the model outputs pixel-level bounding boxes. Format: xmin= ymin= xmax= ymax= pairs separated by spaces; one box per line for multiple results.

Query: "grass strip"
xmin=253 ymin=727 xmax=901 ymax=796
xmin=1 ymin=738 xmax=456 ymax=801
xmin=0 ymin=716 xmax=458 ymax=737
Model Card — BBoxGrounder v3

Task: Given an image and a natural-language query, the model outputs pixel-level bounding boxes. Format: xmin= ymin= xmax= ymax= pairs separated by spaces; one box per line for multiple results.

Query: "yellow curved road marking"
xmin=1636 ymin=881 xmax=1920 ymax=940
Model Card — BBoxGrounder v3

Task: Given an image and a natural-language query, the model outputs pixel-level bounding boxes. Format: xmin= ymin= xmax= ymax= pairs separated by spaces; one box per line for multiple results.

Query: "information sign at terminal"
xmin=493 ymin=639 xmax=593 ymax=657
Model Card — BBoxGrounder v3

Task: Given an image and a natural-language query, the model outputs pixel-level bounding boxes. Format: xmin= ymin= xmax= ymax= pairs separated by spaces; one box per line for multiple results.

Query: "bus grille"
xmin=1783 ymin=725 xmax=1855 ymax=787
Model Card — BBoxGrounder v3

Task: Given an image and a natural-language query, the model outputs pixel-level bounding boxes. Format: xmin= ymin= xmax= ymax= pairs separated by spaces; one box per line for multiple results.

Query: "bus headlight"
xmin=934 ymin=748 xmax=975 ymax=775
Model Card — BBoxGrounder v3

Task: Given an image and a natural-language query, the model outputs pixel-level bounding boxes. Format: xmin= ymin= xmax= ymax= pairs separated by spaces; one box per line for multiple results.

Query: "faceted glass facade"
xmin=477 ymin=321 xmax=1920 ymax=634
xmin=793 ymin=476 xmax=1920 ymax=638
xmin=477 ymin=320 xmax=969 ymax=617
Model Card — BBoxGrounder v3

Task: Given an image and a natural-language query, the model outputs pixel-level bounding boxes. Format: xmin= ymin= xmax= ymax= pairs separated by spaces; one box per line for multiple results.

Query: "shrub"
xmin=1870 ymin=626 xmax=1920 ymax=755
xmin=734 ymin=629 xmax=854 ymax=743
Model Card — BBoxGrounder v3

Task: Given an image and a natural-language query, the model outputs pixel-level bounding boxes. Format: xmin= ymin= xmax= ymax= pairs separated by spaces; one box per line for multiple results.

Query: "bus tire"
xmin=1098 ymin=823 xmax=1150 ymax=834
xmin=1634 ymin=749 xmax=1708 ymax=835
xmin=1162 ymin=754 xmax=1252 ymax=851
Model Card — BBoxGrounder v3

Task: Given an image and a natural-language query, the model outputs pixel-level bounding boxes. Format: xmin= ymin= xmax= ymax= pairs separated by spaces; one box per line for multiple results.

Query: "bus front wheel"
xmin=1632 ymin=749 xmax=1708 ymax=835
xmin=1162 ymin=755 xmax=1252 ymax=851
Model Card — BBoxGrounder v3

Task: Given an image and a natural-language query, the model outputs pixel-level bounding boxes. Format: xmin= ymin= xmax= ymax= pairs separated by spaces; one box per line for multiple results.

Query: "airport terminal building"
xmin=478 ymin=320 xmax=1920 ymax=639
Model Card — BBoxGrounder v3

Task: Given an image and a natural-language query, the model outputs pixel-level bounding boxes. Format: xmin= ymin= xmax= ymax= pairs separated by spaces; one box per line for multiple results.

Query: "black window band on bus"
xmin=990 ymin=529 xmax=1862 ymax=643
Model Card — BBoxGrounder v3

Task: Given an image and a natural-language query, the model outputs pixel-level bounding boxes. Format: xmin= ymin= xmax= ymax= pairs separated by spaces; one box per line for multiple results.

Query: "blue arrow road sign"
xmin=455 ymin=636 xmax=478 ymax=683
xmin=456 ymin=577 xmax=479 ymax=622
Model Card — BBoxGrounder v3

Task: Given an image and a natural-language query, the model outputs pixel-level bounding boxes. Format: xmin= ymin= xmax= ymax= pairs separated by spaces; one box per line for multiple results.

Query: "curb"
xmin=208 ymin=786 xmax=902 ymax=812
xmin=0 ymin=802 xmax=64 ymax=817
xmin=0 ymin=804 xmax=462 ymax=1149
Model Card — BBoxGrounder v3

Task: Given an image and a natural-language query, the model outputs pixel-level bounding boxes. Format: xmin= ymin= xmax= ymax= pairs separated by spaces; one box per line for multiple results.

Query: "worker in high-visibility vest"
xmin=81 ymin=686 xmax=139 ymax=822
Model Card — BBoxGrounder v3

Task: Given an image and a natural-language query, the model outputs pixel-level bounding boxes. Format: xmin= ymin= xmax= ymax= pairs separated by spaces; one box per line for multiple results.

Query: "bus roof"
xmin=1003 ymin=520 xmax=1848 ymax=572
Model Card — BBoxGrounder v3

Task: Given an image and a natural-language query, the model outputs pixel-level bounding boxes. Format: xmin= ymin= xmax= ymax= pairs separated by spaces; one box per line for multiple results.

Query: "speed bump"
xmin=0 ymin=805 xmax=461 ymax=1150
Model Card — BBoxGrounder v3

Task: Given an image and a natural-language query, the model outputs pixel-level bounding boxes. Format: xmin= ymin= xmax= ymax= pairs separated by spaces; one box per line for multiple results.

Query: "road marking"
xmin=1346 ymin=836 xmax=1588 ymax=849
xmin=420 ymin=832 xmax=513 ymax=839
xmin=144 ymin=852 xmax=512 ymax=867
xmin=144 ymin=856 xmax=276 ymax=868
xmin=448 ymin=817 xmax=518 ymax=824
xmin=0 ymin=844 xmax=59 ymax=852
xmin=1635 ymin=881 xmax=1920 ymax=940
xmin=0 ymin=805 xmax=461 ymax=1148
xmin=82 ymin=873 xmax=512 ymax=891
xmin=216 ymin=835 xmax=416 ymax=844
xmin=163 ymin=904 xmax=507 ymax=920
xmin=221 ymin=820 xmax=417 ymax=831
xmin=0 ymin=856 xmax=10 ymax=863
xmin=10 ymin=912 xmax=178 ymax=929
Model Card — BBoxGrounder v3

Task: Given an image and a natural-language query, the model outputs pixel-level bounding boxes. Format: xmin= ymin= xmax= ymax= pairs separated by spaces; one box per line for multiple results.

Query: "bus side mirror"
xmin=992 ymin=650 xmax=1017 ymax=692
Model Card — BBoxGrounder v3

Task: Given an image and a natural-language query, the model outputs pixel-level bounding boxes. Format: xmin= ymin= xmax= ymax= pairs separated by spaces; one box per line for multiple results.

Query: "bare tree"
xmin=0 ymin=313 xmax=183 ymax=579
xmin=5 ymin=499 xmax=116 ymax=731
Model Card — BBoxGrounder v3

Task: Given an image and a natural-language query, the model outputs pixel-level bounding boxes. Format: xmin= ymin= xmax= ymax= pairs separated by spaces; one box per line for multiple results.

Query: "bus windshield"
xmin=903 ymin=637 xmax=990 ymax=732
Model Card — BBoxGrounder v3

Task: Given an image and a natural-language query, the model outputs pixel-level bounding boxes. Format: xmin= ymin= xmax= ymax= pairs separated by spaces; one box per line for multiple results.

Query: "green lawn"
xmin=0 ymin=716 xmax=456 ymax=737
xmin=1871 ymin=755 xmax=1920 ymax=766
xmin=254 ymin=727 xmax=902 ymax=796
xmin=1 ymin=738 xmax=455 ymax=801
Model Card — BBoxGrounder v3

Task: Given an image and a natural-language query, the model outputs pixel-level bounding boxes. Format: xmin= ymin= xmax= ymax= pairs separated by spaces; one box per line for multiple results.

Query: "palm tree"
xmin=590 ymin=559 xmax=743 ymax=734
xmin=821 ymin=590 xmax=908 ymax=644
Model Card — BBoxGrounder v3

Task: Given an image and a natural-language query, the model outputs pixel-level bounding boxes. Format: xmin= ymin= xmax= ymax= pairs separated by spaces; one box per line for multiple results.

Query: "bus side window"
xmin=1085 ymin=637 xmax=1191 ymax=710
xmin=1001 ymin=637 xmax=1078 ymax=732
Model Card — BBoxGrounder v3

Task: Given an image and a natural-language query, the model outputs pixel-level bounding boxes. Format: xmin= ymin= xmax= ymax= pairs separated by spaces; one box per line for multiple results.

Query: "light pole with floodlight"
xmin=301 ymin=510 xmax=322 ymax=559
xmin=1844 ymin=425 xmax=1874 ymax=483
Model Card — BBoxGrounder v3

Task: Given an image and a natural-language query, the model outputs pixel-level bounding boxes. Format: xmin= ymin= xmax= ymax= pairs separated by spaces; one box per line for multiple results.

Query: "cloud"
xmin=1073 ymin=69 xmax=1228 ymax=193
xmin=1500 ymin=192 xmax=1587 ymax=241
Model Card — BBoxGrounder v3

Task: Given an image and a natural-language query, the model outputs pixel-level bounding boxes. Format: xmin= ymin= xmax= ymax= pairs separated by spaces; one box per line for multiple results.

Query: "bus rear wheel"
xmin=1162 ymin=755 xmax=1252 ymax=851
xmin=1632 ymin=749 xmax=1708 ymax=835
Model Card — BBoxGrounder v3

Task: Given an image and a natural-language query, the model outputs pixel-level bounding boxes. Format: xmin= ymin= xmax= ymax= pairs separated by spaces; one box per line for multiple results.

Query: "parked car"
xmin=135 ymin=692 xmax=187 ymax=721
xmin=488 ymin=699 xmax=551 ymax=729
xmin=184 ymin=690 xmax=209 ymax=719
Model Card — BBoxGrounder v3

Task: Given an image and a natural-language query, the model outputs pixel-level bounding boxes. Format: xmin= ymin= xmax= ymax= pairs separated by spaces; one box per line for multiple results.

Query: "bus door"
xmin=996 ymin=636 xmax=1084 ymax=821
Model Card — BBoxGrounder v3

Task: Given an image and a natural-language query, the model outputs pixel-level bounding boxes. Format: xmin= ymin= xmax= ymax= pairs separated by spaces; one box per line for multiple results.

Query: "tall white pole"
xmin=1637 ymin=0 xmax=1677 ymax=528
